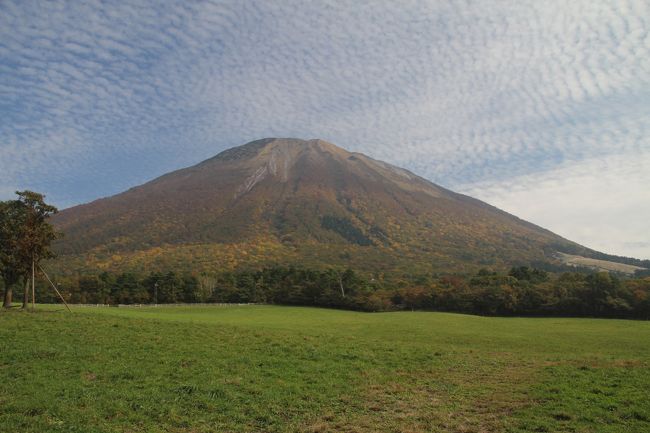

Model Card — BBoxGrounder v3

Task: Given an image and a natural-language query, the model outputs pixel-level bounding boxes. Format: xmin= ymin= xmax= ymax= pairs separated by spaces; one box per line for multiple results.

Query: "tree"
xmin=115 ymin=272 xmax=148 ymax=304
xmin=509 ymin=266 xmax=549 ymax=284
xmin=159 ymin=271 xmax=182 ymax=303
xmin=0 ymin=191 xmax=59 ymax=309
xmin=401 ymin=286 xmax=431 ymax=310
xmin=97 ymin=272 xmax=114 ymax=304
xmin=0 ymin=200 xmax=26 ymax=307
xmin=583 ymin=272 xmax=622 ymax=316
xmin=14 ymin=191 xmax=60 ymax=308
xmin=181 ymin=275 xmax=199 ymax=303
xmin=196 ymin=274 xmax=218 ymax=303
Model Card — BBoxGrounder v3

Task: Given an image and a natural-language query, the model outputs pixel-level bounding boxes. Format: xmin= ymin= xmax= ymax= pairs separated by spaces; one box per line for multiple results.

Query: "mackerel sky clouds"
xmin=1 ymin=1 xmax=649 ymax=258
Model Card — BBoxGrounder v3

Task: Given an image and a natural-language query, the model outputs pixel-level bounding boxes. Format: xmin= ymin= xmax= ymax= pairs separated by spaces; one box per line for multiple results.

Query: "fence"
xmin=45 ymin=303 xmax=260 ymax=308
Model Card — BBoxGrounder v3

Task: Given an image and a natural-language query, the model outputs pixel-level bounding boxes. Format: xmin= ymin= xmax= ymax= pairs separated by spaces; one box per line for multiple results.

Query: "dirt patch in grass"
xmin=304 ymin=357 xmax=539 ymax=433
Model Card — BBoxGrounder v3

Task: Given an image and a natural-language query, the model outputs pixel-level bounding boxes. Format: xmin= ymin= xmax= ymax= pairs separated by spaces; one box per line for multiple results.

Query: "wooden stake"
xmin=31 ymin=256 xmax=35 ymax=311
xmin=38 ymin=265 xmax=71 ymax=313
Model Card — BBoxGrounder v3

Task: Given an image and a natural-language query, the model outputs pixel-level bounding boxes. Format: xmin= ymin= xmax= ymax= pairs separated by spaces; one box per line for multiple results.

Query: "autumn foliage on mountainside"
xmin=49 ymin=138 xmax=625 ymax=277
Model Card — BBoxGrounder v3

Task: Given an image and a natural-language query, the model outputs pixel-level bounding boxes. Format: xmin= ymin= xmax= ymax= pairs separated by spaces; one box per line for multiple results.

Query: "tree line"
xmin=2 ymin=190 xmax=649 ymax=319
xmin=28 ymin=265 xmax=650 ymax=319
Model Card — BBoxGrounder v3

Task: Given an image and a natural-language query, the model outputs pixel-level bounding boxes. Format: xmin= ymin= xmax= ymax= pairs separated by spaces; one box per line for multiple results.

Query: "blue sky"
xmin=1 ymin=0 xmax=649 ymax=259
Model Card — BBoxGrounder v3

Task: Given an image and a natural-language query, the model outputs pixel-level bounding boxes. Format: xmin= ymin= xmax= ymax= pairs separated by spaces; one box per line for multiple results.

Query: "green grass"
xmin=1 ymin=305 xmax=649 ymax=432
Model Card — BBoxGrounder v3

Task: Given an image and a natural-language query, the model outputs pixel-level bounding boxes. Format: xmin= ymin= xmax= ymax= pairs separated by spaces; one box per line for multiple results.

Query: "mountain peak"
xmin=211 ymin=138 xmax=342 ymax=163
xmin=52 ymin=137 xmax=583 ymax=274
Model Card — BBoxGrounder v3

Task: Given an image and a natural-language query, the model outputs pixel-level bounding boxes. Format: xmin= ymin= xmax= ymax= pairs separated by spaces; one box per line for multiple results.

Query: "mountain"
xmin=51 ymin=138 xmax=593 ymax=275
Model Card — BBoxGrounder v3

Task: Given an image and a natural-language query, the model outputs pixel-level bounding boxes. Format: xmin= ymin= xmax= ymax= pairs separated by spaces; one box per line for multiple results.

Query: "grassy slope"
xmin=1 ymin=306 xmax=649 ymax=432
xmin=556 ymin=252 xmax=646 ymax=275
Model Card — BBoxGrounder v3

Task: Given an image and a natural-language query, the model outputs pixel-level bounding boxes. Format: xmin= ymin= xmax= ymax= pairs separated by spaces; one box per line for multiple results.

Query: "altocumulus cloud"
xmin=0 ymin=0 xmax=648 ymax=258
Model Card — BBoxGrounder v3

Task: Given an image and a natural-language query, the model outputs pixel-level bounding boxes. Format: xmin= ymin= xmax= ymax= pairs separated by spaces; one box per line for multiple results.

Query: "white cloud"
xmin=0 ymin=0 xmax=648 ymax=257
xmin=459 ymin=153 xmax=650 ymax=259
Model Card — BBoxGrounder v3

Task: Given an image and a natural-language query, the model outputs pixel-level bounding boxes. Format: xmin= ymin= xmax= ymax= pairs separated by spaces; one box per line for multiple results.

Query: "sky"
xmin=0 ymin=0 xmax=649 ymax=259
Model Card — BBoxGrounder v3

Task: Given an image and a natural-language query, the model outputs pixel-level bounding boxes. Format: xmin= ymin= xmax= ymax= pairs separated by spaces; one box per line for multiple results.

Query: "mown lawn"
xmin=1 ymin=305 xmax=649 ymax=432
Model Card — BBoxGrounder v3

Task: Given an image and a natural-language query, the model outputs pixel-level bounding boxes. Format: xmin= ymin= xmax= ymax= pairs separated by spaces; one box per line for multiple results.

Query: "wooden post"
xmin=31 ymin=256 xmax=35 ymax=311
xmin=38 ymin=265 xmax=71 ymax=313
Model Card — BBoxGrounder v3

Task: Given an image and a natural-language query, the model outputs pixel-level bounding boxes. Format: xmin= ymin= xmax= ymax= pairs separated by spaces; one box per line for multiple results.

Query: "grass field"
xmin=1 ymin=305 xmax=649 ymax=432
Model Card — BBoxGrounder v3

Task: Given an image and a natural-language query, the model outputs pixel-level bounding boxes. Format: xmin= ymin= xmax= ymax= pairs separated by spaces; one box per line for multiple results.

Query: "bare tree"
xmin=197 ymin=274 xmax=218 ymax=303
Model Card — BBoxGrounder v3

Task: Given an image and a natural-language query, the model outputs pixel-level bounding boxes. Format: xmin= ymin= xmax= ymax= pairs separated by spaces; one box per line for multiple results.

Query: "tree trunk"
xmin=2 ymin=284 xmax=12 ymax=308
xmin=31 ymin=257 xmax=35 ymax=310
xmin=22 ymin=278 xmax=29 ymax=309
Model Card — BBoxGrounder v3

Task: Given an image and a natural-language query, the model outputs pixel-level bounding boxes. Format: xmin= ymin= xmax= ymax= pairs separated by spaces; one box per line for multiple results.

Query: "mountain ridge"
xmin=51 ymin=138 xmax=609 ymax=275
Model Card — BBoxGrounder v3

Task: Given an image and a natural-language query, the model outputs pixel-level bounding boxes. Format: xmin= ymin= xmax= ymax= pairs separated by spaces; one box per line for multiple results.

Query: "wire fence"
xmin=45 ymin=303 xmax=260 ymax=308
